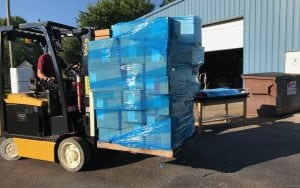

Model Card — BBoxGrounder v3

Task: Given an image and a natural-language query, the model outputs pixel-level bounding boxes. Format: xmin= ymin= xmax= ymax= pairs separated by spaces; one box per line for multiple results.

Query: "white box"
xmin=285 ymin=51 xmax=300 ymax=74
xmin=11 ymin=81 xmax=30 ymax=93
xmin=10 ymin=68 xmax=33 ymax=82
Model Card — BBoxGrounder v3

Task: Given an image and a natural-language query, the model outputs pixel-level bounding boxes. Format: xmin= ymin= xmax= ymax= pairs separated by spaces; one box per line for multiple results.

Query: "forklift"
xmin=0 ymin=21 xmax=95 ymax=171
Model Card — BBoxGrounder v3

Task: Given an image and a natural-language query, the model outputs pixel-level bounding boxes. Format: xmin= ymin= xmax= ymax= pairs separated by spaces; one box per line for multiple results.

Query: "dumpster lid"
xmin=242 ymin=72 xmax=300 ymax=79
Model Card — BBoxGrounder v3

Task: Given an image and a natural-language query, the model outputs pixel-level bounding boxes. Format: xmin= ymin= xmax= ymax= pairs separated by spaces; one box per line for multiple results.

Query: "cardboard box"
xmin=95 ymin=36 xmax=110 ymax=40
xmin=94 ymin=29 xmax=111 ymax=37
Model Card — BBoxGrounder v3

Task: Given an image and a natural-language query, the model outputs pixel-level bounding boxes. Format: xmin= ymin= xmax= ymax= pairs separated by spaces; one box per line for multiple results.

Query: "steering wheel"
xmin=64 ymin=64 xmax=80 ymax=76
xmin=64 ymin=64 xmax=74 ymax=74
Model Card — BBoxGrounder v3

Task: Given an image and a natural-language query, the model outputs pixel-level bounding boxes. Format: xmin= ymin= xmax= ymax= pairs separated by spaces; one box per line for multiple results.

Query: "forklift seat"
xmin=4 ymin=93 xmax=48 ymax=107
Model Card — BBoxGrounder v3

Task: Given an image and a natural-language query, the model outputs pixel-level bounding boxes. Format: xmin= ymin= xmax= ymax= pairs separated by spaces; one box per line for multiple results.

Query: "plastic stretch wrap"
xmin=173 ymin=16 xmax=202 ymax=45
xmin=112 ymin=17 xmax=179 ymax=41
xmin=88 ymin=16 xmax=203 ymax=151
xmin=199 ymin=88 xmax=242 ymax=97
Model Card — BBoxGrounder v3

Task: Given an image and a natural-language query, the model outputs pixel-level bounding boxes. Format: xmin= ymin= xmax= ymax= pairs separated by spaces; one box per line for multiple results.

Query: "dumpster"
xmin=242 ymin=72 xmax=300 ymax=117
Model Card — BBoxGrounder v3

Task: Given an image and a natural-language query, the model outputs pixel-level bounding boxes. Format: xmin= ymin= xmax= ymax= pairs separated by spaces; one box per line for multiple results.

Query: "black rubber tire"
xmin=0 ymin=137 xmax=4 ymax=159
xmin=0 ymin=138 xmax=21 ymax=161
xmin=57 ymin=137 xmax=91 ymax=172
xmin=0 ymin=137 xmax=4 ymax=144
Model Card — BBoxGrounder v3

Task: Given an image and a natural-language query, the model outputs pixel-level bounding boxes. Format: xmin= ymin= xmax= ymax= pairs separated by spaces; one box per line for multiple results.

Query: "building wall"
xmin=144 ymin=0 xmax=300 ymax=74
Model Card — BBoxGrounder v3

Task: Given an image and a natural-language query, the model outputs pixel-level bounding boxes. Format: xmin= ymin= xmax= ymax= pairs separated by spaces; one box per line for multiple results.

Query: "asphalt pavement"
xmin=1 ymin=113 xmax=300 ymax=188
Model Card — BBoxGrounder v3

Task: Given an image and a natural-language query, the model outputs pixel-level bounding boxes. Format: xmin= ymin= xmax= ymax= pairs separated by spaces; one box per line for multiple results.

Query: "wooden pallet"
xmin=97 ymin=142 xmax=174 ymax=158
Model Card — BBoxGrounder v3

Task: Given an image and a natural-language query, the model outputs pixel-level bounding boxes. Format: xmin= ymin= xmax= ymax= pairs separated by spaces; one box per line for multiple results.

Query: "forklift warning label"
xmin=287 ymin=81 xmax=297 ymax=95
xmin=85 ymin=76 xmax=90 ymax=96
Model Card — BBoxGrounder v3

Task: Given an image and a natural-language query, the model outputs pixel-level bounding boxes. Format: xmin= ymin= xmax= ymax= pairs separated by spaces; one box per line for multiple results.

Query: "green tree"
xmin=0 ymin=16 xmax=43 ymax=67
xmin=60 ymin=37 xmax=82 ymax=65
xmin=160 ymin=0 xmax=176 ymax=7
xmin=0 ymin=16 xmax=26 ymax=27
xmin=0 ymin=16 xmax=44 ymax=90
xmin=78 ymin=0 xmax=155 ymax=29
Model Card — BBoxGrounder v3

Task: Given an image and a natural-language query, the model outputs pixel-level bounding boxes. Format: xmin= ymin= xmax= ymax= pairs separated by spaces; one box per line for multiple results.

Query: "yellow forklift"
xmin=0 ymin=21 xmax=95 ymax=171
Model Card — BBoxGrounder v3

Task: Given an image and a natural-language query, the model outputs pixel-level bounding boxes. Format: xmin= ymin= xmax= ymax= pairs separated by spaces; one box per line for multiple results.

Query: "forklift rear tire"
xmin=0 ymin=138 xmax=21 ymax=161
xmin=0 ymin=137 xmax=4 ymax=144
xmin=58 ymin=137 xmax=91 ymax=172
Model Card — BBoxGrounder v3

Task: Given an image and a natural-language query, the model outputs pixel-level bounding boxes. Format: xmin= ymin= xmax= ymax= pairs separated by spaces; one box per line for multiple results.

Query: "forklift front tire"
xmin=0 ymin=138 xmax=21 ymax=161
xmin=58 ymin=137 xmax=91 ymax=172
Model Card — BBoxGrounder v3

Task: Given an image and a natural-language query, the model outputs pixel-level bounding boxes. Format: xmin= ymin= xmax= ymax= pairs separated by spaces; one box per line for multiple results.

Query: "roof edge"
xmin=143 ymin=0 xmax=185 ymax=18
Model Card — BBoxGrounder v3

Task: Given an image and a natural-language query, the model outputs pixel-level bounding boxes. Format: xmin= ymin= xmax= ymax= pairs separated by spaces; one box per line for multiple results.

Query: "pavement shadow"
xmin=167 ymin=116 xmax=300 ymax=173
xmin=85 ymin=149 xmax=150 ymax=171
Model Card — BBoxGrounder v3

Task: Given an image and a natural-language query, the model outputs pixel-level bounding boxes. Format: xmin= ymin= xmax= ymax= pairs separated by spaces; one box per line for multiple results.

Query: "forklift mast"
xmin=80 ymin=27 xmax=95 ymax=138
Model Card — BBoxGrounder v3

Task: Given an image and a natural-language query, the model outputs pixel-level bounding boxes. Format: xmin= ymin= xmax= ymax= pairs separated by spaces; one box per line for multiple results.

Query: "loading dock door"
xmin=202 ymin=20 xmax=244 ymax=52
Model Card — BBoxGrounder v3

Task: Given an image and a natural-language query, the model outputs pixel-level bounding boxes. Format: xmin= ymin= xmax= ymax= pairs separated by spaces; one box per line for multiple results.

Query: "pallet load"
xmin=88 ymin=16 xmax=204 ymax=152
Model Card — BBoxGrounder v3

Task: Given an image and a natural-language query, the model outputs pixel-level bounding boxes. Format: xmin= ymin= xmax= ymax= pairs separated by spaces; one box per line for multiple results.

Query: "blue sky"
xmin=0 ymin=0 xmax=162 ymax=26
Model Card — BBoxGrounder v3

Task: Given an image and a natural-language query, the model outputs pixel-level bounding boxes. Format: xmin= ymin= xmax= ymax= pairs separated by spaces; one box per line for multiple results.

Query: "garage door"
xmin=202 ymin=19 xmax=244 ymax=52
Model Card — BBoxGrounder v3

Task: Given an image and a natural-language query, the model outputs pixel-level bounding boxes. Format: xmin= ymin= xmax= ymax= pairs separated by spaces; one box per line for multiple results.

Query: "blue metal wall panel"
xmin=230 ymin=0 xmax=234 ymax=17
xmin=272 ymin=0 xmax=280 ymax=71
xmin=211 ymin=0 xmax=217 ymax=22
xmin=286 ymin=0 xmax=294 ymax=52
xmin=243 ymin=0 xmax=250 ymax=73
xmin=293 ymin=0 xmax=300 ymax=51
xmin=239 ymin=0 xmax=244 ymax=15
xmin=189 ymin=0 xmax=193 ymax=14
xmin=224 ymin=0 xmax=230 ymax=18
xmin=216 ymin=0 xmax=220 ymax=20
xmin=203 ymin=0 xmax=208 ymax=23
xmin=248 ymin=0 xmax=255 ymax=72
xmin=234 ymin=0 xmax=239 ymax=16
xmin=265 ymin=0 xmax=274 ymax=72
xmin=278 ymin=0 xmax=287 ymax=72
xmin=192 ymin=0 xmax=196 ymax=14
xmin=220 ymin=0 xmax=226 ymax=20
xmin=254 ymin=0 xmax=261 ymax=72
xmin=144 ymin=0 xmax=300 ymax=74
xmin=260 ymin=0 xmax=268 ymax=71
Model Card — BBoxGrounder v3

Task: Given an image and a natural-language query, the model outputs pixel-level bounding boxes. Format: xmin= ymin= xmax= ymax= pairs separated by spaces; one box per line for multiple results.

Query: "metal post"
xmin=6 ymin=0 xmax=13 ymax=67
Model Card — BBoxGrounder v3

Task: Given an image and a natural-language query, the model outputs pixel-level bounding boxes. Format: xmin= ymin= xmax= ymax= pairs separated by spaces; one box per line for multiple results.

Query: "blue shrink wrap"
xmin=146 ymin=94 xmax=170 ymax=116
xmin=90 ymin=74 xmax=170 ymax=93
xmin=145 ymin=47 xmax=167 ymax=64
xmin=111 ymin=18 xmax=146 ymax=37
xmin=98 ymin=128 xmax=123 ymax=142
xmin=93 ymin=91 xmax=122 ymax=109
xmin=122 ymin=110 xmax=146 ymax=124
xmin=145 ymin=76 xmax=169 ymax=94
xmin=107 ymin=115 xmax=172 ymax=150
xmin=112 ymin=17 xmax=178 ymax=41
xmin=169 ymin=66 xmax=201 ymax=100
xmin=111 ymin=16 xmax=202 ymax=44
xmin=89 ymin=69 xmax=123 ymax=91
xmin=96 ymin=109 xmax=122 ymax=129
xmin=120 ymin=62 xmax=167 ymax=77
xmin=124 ymin=76 xmax=144 ymax=91
xmin=200 ymin=88 xmax=242 ymax=97
xmin=123 ymin=90 xmax=145 ymax=110
xmin=89 ymin=16 xmax=203 ymax=151
xmin=88 ymin=39 xmax=120 ymax=69
xmin=98 ymin=126 xmax=140 ymax=142
xmin=173 ymin=16 xmax=202 ymax=45
xmin=96 ymin=109 xmax=145 ymax=128
xmin=169 ymin=41 xmax=204 ymax=66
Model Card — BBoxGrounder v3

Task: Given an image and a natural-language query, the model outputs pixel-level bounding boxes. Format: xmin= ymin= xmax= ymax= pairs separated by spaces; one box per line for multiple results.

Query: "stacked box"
xmin=93 ymin=91 xmax=122 ymax=109
xmin=88 ymin=16 xmax=204 ymax=151
xmin=122 ymin=90 xmax=145 ymax=110
xmin=173 ymin=16 xmax=202 ymax=45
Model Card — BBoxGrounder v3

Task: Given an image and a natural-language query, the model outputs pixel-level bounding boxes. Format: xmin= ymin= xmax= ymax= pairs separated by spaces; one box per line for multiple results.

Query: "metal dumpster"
xmin=242 ymin=72 xmax=300 ymax=117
